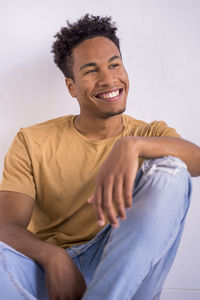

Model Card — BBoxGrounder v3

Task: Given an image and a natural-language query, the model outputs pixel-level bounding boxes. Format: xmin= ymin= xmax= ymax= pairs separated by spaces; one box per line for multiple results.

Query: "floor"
xmin=160 ymin=289 xmax=200 ymax=300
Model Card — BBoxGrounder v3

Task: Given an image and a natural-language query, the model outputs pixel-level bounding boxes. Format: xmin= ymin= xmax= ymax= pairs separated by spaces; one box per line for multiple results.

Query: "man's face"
xmin=66 ymin=36 xmax=129 ymax=118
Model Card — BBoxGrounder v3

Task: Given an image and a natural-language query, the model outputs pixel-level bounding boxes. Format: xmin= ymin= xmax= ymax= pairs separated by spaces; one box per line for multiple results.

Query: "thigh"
xmin=0 ymin=241 xmax=48 ymax=300
xmin=66 ymin=223 xmax=112 ymax=286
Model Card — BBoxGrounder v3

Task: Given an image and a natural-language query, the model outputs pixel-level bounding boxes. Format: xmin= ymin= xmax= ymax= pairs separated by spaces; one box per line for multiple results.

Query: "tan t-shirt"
xmin=0 ymin=114 xmax=180 ymax=248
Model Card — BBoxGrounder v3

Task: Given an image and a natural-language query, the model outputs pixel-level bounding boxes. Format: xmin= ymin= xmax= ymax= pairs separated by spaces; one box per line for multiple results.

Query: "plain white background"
xmin=0 ymin=0 xmax=199 ymax=299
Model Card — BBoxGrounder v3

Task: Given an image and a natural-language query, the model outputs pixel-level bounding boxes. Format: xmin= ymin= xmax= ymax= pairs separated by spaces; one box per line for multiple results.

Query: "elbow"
xmin=189 ymin=146 xmax=200 ymax=177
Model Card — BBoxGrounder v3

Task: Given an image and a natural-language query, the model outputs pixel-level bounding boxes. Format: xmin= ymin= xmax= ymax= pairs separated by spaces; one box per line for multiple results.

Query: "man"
xmin=0 ymin=14 xmax=199 ymax=300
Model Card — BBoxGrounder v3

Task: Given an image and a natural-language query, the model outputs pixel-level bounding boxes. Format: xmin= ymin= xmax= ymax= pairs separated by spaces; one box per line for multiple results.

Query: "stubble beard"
xmin=103 ymin=106 xmax=126 ymax=117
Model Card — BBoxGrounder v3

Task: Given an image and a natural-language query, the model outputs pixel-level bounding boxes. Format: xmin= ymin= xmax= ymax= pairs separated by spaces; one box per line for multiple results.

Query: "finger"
xmin=113 ymin=175 xmax=126 ymax=220
xmin=102 ymin=178 xmax=119 ymax=228
xmin=87 ymin=195 xmax=94 ymax=203
xmin=93 ymin=186 xmax=105 ymax=226
xmin=123 ymin=175 xmax=134 ymax=209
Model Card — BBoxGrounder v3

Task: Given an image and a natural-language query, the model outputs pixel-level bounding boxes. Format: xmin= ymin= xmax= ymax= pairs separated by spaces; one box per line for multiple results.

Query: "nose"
xmin=95 ymin=69 xmax=117 ymax=87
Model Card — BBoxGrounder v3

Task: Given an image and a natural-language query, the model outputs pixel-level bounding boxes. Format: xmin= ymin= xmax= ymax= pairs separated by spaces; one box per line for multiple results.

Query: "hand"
xmin=88 ymin=137 xmax=139 ymax=228
xmin=44 ymin=247 xmax=87 ymax=300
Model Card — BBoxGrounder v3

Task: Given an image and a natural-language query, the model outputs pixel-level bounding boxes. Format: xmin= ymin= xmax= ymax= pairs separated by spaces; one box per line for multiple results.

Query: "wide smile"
xmin=94 ymin=88 xmax=124 ymax=102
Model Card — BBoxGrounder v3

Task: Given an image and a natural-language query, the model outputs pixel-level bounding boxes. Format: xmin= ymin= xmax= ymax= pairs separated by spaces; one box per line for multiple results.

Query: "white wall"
xmin=0 ymin=0 xmax=199 ymax=298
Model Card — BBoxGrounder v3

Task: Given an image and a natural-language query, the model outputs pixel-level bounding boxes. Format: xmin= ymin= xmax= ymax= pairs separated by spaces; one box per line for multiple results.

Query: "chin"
xmin=104 ymin=107 xmax=126 ymax=117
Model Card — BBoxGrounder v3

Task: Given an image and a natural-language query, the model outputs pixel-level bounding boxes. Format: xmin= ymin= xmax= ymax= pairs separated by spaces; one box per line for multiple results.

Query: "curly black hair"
xmin=51 ymin=14 xmax=121 ymax=81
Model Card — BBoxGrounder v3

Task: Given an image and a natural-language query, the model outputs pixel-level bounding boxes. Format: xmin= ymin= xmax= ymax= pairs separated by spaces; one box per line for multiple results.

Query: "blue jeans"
xmin=0 ymin=156 xmax=192 ymax=300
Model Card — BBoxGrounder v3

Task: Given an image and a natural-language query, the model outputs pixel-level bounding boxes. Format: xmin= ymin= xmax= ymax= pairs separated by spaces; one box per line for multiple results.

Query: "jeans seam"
xmin=0 ymin=251 xmax=31 ymax=300
xmin=0 ymin=243 xmax=35 ymax=265
xmin=69 ymin=224 xmax=112 ymax=258
xmin=152 ymin=289 xmax=162 ymax=300
xmin=98 ymin=226 xmax=114 ymax=262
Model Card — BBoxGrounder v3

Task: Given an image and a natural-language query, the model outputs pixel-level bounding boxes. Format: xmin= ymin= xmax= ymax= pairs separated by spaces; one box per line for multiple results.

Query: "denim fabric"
xmin=0 ymin=156 xmax=192 ymax=300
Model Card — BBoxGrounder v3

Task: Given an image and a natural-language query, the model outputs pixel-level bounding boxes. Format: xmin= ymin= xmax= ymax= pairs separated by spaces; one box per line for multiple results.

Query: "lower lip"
xmin=95 ymin=89 xmax=123 ymax=102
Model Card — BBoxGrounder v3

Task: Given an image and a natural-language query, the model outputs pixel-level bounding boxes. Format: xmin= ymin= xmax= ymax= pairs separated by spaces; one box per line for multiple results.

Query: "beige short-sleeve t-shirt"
xmin=0 ymin=114 xmax=180 ymax=248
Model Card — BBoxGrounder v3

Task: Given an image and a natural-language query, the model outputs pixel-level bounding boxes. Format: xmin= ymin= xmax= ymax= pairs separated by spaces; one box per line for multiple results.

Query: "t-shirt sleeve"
xmin=0 ymin=130 xmax=36 ymax=199
xmin=146 ymin=121 xmax=181 ymax=138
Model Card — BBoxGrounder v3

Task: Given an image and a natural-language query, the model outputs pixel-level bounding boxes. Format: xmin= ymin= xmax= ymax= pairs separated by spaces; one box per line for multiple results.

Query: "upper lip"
xmin=94 ymin=87 xmax=123 ymax=98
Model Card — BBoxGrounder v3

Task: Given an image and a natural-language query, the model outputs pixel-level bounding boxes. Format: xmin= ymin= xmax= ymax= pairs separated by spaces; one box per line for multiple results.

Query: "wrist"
xmin=39 ymin=245 xmax=68 ymax=269
xmin=123 ymin=136 xmax=144 ymax=157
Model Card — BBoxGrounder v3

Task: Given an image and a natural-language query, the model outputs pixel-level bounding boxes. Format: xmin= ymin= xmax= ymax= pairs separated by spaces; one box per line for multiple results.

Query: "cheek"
xmin=116 ymin=67 xmax=129 ymax=80
xmin=122 ymin=70 xmax=129 ymax=86
xmin=75 ymin=80 xmax=92 ymax=100
xmin=82 ymin=79 xmax=94 ymax=94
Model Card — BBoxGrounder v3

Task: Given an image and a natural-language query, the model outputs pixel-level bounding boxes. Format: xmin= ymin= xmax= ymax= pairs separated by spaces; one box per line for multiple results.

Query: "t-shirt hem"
xmin=0 ymin=185 xmax=35 ymax=199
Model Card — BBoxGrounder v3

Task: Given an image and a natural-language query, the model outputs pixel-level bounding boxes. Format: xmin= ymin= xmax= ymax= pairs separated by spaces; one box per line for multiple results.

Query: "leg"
xmin=81 ymin=156 xmax=192 ymax=300
xmin=0 ymin=223 xmax=113 ymax=299
xmin=66 ymin=223 xmax=112 ymax=287
xmin=0 ymin=241 xmax=48 ymax=300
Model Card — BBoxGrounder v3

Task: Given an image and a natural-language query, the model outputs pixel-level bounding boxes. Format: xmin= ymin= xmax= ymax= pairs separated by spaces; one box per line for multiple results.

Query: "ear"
xmin=65 ymin=78 xmax=76 ymax=98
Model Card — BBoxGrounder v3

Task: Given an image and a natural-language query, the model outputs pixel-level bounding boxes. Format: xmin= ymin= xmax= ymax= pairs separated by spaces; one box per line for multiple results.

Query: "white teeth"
xmin=102 ymin=90 xmax=120 ymax=99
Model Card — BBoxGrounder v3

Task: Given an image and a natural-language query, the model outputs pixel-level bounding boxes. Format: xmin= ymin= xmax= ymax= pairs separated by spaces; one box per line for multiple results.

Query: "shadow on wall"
xmin=1 ymin=54 xmax=78 ymax=128
xmin=0 ymin=54 xmax=79 ymax=172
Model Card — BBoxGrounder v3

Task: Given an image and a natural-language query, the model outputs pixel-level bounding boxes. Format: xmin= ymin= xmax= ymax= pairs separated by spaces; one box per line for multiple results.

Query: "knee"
xmin=128 ymin=158 xmax=192 ymax=236
xmin=137 ymin=156 xmax=192 ymax=216
xmin=133 ymin=156 xmax=191 ymax=210
xmin=141 ymin=156 xmax=191 ymax=192
xmin=142 ymin=156 xmax=188 ymax=176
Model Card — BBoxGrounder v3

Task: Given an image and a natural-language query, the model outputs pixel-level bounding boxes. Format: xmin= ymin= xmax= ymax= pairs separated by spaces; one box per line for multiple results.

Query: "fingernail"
xmin=98 ymin=220 xmax=105 ymax=226
xmin=112 ymin=223 xmax=119 ymax=228
xmin=87 ymin=197 xmax=93 ymax=203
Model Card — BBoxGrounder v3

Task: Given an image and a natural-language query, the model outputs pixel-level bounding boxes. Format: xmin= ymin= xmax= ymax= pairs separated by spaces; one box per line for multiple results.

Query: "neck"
xmin=74 ymin=114 xmax=124 ymax=140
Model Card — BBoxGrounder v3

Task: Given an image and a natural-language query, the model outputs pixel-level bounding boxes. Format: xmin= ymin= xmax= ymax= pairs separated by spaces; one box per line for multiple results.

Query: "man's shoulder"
xmin=18 ymin=115 xmax=75 ymax=143
xmin=124 ymin=114 xmax=165 ymax=128
xmin=22 ymin=115 xmax=74 ymax=131
xmin=123 ymin=114 xmax=147 ymax=127
xmin=123 ymin=114 xmax=179 ymax=138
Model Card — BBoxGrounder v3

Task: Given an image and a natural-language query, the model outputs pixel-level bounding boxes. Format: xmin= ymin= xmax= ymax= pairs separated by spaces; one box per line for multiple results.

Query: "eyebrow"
xmin=79 ymin=55 xmax=121 ymax=71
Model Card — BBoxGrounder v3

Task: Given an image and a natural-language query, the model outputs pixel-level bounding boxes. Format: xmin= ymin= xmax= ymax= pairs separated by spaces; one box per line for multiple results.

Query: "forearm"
xmin=0 ymin=223 xmax=87 ymax=299
xmin=131 ymin=136 xmax=200 ymax=177
xmin=0 ymin=223 xmax=65 ymax=268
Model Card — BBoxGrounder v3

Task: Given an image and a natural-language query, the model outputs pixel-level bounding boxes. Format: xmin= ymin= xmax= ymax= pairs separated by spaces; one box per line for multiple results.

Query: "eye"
xmin=85 ymin=69 xmax=97 ymax=74
xmin=110 ymin=63 xmax=120 ymax=69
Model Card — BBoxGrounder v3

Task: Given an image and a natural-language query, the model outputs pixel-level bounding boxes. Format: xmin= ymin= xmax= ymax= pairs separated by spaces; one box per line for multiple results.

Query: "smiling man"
xmin=0 ymin=14 xmax=200 ymax=300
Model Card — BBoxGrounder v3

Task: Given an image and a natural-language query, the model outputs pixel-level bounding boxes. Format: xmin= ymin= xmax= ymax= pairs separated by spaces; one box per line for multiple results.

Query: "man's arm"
xmin=0 ymin=191 xmax=57 ymax=264
xmin=134 ymin=136 xmax=200 ymax=177
xmin=0 ymin=191 xmax=86 ymax=300
xmin=88 ymin=136 xmax=200 ymax=227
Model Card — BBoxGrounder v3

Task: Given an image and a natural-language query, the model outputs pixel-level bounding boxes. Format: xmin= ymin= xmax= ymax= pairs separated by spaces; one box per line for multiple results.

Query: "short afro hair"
xmin=51 ymin=14 xmax=121 ymax=81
